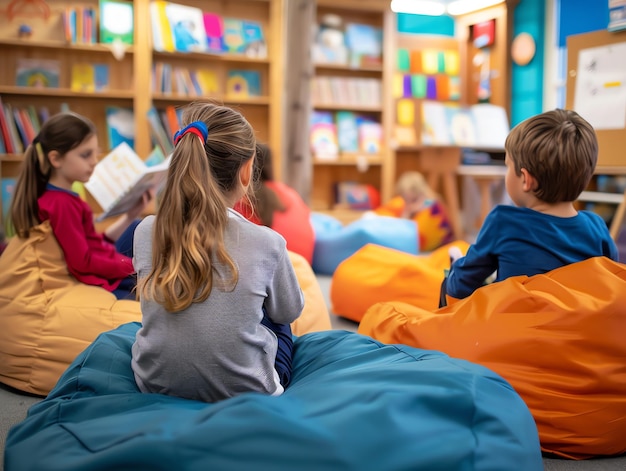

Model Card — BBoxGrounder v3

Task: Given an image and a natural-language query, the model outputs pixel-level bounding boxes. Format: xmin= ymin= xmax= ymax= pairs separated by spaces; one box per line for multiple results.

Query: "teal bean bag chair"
xmin=311 ymin=213 xmax=419 ymax=275
xmin=5 ymin=323 xmax=542 ymax=470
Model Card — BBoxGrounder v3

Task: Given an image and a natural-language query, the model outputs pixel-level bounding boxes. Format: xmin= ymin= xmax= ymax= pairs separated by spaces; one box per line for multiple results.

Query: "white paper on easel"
xmin=573 ymin=42 xmax=626 ymax=130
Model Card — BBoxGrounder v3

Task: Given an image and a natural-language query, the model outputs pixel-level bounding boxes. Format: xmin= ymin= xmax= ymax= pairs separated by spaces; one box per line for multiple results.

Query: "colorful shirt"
xmin=38 ymin=184 xmax=134 ymax=291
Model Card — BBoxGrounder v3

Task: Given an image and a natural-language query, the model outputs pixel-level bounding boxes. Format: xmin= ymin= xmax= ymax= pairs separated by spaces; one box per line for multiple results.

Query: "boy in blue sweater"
xmin=441 ymin=109 xmax=618 ymax=305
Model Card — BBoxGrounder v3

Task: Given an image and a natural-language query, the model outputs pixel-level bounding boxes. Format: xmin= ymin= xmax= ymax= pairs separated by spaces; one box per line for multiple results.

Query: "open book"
xmin=85 ymin=142 xmax=170 ymax=221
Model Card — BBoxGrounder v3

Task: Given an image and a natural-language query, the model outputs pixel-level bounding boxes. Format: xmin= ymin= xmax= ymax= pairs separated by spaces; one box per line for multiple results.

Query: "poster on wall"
xmin=573 ymin=42 xmax=626 ymax=130
xmin=609 ymin=0 xmax=626 ymax=32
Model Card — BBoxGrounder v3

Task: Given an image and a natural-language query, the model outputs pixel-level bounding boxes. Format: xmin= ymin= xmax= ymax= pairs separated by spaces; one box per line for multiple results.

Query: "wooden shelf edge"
xmin=0 ymin=86 xmax=134 ymax=99
xmin=0 ymin=154 xmax=24 ymax=162
xmin=313 ymin=103 xmax=382 ymax=112
xmin=153 ymin=50 xmax=270 ymax=64
xmin=151 ymin=94 xmax=271 ymax=106
xmin=0 ymin=39 xmax=134 ymax=54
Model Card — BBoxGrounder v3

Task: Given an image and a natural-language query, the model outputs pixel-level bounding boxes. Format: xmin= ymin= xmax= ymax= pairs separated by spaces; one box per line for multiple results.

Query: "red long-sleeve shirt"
xmin=38 ymin=186 xmax=134 ymax=291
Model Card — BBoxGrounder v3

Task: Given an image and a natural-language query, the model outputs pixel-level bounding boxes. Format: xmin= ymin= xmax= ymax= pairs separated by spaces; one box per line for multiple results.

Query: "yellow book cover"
xmin=150 ymin=1 xmax=174 ymax=52
xmin=71 ymin=63 xmax=95 ymax=92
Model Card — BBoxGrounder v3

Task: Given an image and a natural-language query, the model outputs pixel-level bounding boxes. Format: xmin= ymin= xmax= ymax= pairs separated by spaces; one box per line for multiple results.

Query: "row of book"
xmin=152 ymin=64 xmax=262 ymax=99
xmin=61 ymin=1 xmax=134 ymax=45
xmin=0 ymin=97 xmax=50 ymax=154
xmin=310 ymin=110 xmax=383 ymax=160
xmin=150 ymin=1 xmax=266 ymax=57
xmin=313 ymin=22 xmax=383 ymax=68
xmin=311 ymin=77 xmax=382 ymax=108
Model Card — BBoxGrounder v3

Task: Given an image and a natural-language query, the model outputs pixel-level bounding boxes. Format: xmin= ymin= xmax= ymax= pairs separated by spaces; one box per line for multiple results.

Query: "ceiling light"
xmin=446 ymin=0 xmax=505 ymax=16
xmin=390 ymin=0 xmax=446 ymax=16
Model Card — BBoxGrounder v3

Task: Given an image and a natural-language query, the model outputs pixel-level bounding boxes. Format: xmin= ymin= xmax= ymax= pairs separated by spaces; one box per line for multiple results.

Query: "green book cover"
xmin=99 ymin=0 xmax=134 ymax=45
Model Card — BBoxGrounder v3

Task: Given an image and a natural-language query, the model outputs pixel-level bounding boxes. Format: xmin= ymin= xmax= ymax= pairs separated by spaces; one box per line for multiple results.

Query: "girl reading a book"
xmin=8 ymin=111 xmax=150 ymax=299
xmin=131 ymin=100 xmax=304 ymax=403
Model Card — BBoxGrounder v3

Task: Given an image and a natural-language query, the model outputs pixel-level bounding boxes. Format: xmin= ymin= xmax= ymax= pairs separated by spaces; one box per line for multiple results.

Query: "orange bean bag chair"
xmin=330 ymin=241 xmax=469 ymax=323
xmin=0 ymin=222 xmax=329 ymax=396
xmin=358 ymin=256 xmax=626 ymax=459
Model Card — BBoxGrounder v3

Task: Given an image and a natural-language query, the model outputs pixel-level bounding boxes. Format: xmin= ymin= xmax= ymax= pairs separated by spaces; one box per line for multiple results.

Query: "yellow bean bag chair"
xmin=358 ymin=256 xmax=626 ymax=459
xmin=331 ymin=241 xmax=469 ymax=323
xmin=288 ymin=251 xmax=332 ymax=335
xmin=0 ymin=222 xmax=331 ymax=396
xmin=0 ymin=221 xmax=142 ymax=396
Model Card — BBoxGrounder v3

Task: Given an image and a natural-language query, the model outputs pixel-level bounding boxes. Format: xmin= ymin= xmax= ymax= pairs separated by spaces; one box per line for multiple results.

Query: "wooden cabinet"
xmin=310 ymin=0 xmax=395 ymax=212
xmin=0 ymin=0 xmax=285 ymax=226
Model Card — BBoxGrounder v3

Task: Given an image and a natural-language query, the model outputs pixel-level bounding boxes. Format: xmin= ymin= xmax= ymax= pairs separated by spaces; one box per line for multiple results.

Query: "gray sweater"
xmin=131 ymin=210 xmax=304 ymax=403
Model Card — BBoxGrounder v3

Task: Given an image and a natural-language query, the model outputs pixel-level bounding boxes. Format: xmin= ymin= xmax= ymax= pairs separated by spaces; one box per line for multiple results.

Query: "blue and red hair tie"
xmin=173 ymin=121 xmax=208 ymax=145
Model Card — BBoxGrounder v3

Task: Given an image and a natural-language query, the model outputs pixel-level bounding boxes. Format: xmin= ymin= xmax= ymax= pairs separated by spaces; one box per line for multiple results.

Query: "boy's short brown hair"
xmin=504 ymin=109 xmax=597 ymax=203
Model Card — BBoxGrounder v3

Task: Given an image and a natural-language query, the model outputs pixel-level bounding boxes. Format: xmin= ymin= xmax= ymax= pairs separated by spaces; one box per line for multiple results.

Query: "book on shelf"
xmin=203 ymin=12 xmax=225 ymax=53
xmin=1 ymin=178 xmax=17 ymax=232
xmin=226 ymin=70 xmax=261 ymax=98
xmin=358 ymin=120 xmax=382 ymax=154
xmin=63 ymin=6 xmax=97 ymax=44
xmin=335 ymin=111 xmax=359 ymax=153
xmin=344 ymin=23 xmax=382 ymax=67
xmin=99 ymin=0 xmax=134 ymax=45
xmin=105 ymin=107 xmax=135 ymax=150
xmin=151 ymin=1 xmax=208 ymax=53
xmin=85 ymin=142 xmax=171 ymax=221
xmin=223 ymin=19 xmax=266 ymax=58
xmin=420 ymin=101 xmax=510 ymax=148
xmin=310 ymin=111 xmax=338 ymax=161
xmin=15 ymin=59 xmax=60 ymax=89
xmin=146 ymin=107 xmax=174 ymax=156
xmin=71 ymin=64 xmax=110 ymax=92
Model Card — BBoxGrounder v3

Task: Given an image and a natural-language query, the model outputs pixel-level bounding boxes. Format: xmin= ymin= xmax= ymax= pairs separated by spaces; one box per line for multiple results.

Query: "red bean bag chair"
xmin=236 ymin=181 xmax=314 ymax=264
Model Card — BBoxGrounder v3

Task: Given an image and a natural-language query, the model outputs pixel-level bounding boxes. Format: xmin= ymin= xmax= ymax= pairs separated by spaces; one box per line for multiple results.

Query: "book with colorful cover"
xmin=15 ymin=59 xmax=60 ymax=88
xmin=241 ymin=20 xmax=266 ymax=58
xmin=192 ymin=69 xmax=219 ymax=94
xmin=1 ymin=178 xmax=16 ymax=231
xmin=203 ymin=12 xmax=225 ymax=53
xmin=226 ymin=70 xmax=261 ymax=97
xmin=99 ymin=0 xmax=134 ymax=45
xmin=105 ymin=106 xmax=135 ymax=150
xmin=164 ymin=2 xmax=208 ymax=52
xmin=345 ymin=23 xmax=382 ymax=66
xmin=335 ymin=111 xmax=359 ymax=152
xmin=310 ymin=111 xmax=338 ymax=160
xmin=150 ymin=1 xmax=174 ymax=52
xmin=85 ymin=142 xmax=171 ymax=221
xmin=223 ymin=18 xmax=245 ymax=54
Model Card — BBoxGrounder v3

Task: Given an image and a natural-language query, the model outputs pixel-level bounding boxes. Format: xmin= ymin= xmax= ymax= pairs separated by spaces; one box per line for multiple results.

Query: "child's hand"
xmin=448 ymin=246 xmax=463 ymax=264
xmin=126 ymin=190 xmax=154 ymax=220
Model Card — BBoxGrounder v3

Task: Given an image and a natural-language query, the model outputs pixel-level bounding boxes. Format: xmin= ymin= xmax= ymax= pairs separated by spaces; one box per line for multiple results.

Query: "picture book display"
xmin=85 ymin=142 xmax=171 ymax=221
xmin=203 ymin=12 xmax=225 ymax=53
xmin=310 ymin=111 xmax=338 ymax=160
xmin=71 ymin=64 xmax=110 ymax=92
xmin=223 ymin=19 xmax=266 ymax=58
xmin=15 ymin=59 xmax=60 ymax=88
xmin=421 ymin=101 xmax=510 ymax=148
xmin=150 ymin=1 xmax=208 ymax=53
xmin=99 ymin=0 xmax=134 ymax=45
xmin=105 ymin=107 xmax=135 ymax=149
xmin=226 ymin=70 xmax=261 ymax=98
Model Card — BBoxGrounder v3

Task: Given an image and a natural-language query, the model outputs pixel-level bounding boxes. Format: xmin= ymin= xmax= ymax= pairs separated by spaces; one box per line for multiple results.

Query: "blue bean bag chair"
xmin=311 ymin=213 xmax=419 ymax=275
xmin=5 ymin=323 xmax=542 ymax=470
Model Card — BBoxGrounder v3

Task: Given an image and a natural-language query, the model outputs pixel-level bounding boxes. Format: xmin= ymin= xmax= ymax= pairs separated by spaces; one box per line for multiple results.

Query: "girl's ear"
xmin=239 ymin=158 xmax=254 ymax=188
xmin=520 ymin=168 xmax=538 ymax=192
xmin=47 ymin=150 xmax=63 ymax=169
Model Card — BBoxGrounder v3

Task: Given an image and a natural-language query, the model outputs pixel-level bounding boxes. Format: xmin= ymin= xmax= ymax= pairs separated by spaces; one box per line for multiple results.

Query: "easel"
xmin=566 ymin=29 xmax=626 ymax=242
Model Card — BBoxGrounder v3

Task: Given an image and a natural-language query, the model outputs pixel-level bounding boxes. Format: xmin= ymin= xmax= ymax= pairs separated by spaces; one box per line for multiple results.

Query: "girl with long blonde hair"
xmin=131 ymin=101 xmax=304 ymax=403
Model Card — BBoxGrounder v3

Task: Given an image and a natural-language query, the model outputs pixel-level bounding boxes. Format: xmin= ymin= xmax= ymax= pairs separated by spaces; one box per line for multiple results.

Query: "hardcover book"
xmin=99 ymin=0 xmax=134 ymax=45
xmin=85 ymin=142 xmax=171 ymax=221
xmin=105 ymin=106 xmax=135 ymax=150
xmin=226 ymin=70 xmax=261 ymax=97
xmin=15 ymin=59 xmax=60 ymax=88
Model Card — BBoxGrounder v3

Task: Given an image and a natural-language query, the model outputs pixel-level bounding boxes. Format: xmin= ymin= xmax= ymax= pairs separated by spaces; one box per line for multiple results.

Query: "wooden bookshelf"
xmin=0 ymin=0 xmax=286 ymax=226
xmin=310 ymin=0 xmax=394 ymax=212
